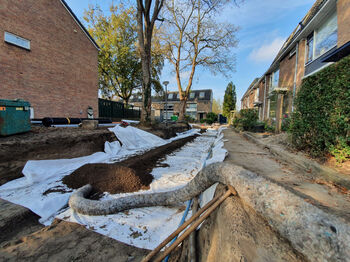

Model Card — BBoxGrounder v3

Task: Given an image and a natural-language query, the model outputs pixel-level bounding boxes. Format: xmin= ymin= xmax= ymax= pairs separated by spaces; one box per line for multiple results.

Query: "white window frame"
xmin=305 ymin=10 xmax=337 ymax=65
xmin=199 ymin=92 xmax=205 ymax=98
xmin=168 ymin=93 xmax=173 ymax=99
xmin=190 ymin=92 xmax=195 ymax=99
xmin=4 ymin=32 xmax=30 ymax=50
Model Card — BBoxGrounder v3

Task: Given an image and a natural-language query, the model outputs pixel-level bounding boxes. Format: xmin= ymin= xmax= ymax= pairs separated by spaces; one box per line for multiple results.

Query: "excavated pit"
xmin=62 ymin=135 xmax=198 ymax=197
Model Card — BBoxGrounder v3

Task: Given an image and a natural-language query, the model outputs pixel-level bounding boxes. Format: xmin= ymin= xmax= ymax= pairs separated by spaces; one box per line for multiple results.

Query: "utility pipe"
xmin=140 ymin=192 xmax=225 ymax=262
xmin=153 ymin=187 xmax=237 ymax=262
xmin=292 ymin=41 xmax=299 ymax=112
xmin=188 ymin=197 xmax=199 ymax=262
xmin=163 ymin=199 xmax=192 ymax=262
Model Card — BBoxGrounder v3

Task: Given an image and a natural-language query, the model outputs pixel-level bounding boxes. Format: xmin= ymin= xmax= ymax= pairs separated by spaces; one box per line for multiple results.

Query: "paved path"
xmin=223 ymin=128 xmax=350 ymax=221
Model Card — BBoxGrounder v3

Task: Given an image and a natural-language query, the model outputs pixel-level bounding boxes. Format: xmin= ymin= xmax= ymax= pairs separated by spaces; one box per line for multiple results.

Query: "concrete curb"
xmin=241 ymin=131 xmax=350 ymax=190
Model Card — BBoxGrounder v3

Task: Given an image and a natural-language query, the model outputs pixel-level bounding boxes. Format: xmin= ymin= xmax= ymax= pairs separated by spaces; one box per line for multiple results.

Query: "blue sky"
xmin=66 ymin=0 xmax=315 ymax=108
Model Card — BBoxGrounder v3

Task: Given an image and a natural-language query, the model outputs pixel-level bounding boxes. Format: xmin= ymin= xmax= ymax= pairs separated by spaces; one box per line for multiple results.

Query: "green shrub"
xmin=184 ymin=115 xmax=195 ymax=123
xmin=204 ymin=112 xmax=218 ymax=125
xmin=232 ymin=109 xmax=258 ymax=131
xmin=281 ymin=114 xmax=291 ymax=132
xmin=264 ymin=121 xmax=275 ymax=133
xmin=289 ymin=55 xmax=350 ymax=161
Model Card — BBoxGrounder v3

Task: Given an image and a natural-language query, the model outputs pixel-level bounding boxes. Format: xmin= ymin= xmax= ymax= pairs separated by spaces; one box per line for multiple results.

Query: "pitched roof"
xmin=267 ymin=0 xmax=328 ymax=73
xmin=60 ymin=0 xmax=99 ymax=50
xmin=130 ymin=89 xmax=213 ymax=103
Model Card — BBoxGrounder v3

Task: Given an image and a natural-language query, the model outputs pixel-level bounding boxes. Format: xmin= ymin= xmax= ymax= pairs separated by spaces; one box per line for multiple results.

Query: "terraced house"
xmin=241 ymin=0 xmax=350 ymax=131
xmin=130 ymin=89 xmax=213 ymax=122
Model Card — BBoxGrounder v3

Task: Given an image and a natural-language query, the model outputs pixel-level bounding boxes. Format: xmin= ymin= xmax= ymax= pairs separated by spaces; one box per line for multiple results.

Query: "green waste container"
xmin=171 ymin=115 xmax=178 ymax=121
xmin=0 ymin=99 xmax=31 ymax=136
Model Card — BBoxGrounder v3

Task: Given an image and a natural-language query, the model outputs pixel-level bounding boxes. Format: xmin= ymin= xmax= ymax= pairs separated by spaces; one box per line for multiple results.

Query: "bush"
xmin=232 ymin=109 xmax=258 ymax=131
xmin=281 ymin=114 xmax=291 ymax=132
xmin=205 ymin=112 xmax=218 ymax=124
xmin=184 ymin=115 xmax=195 ymax=123
xmin=289 ymin=55 xmax=350 ymax=161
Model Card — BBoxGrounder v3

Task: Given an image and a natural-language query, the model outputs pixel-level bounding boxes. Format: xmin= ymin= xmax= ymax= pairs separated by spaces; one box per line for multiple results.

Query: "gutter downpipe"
xmin=263 ymin=75 xmax=267 ymax=120
xmin=292 ymin=41 xmax=299 ymax=112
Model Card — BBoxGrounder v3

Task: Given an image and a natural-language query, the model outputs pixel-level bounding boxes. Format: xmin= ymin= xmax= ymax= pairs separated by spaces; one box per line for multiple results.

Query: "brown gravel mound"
xmin=62 ymin=135 xmax=198 ymax=196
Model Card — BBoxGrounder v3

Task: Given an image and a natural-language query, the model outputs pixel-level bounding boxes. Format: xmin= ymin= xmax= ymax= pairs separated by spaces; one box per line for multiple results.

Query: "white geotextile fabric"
xmin=0 ymin=126 xmax=227 ymax=249
xmin=109 ymin=125 xmax=166 ymax=150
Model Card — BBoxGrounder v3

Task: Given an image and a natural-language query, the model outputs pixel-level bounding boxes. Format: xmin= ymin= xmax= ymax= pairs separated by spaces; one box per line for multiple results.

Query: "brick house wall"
xmin=337 ymin=0 xmax=350 ymax=47
xmin=295 ymin=39 xmax=306 ymax=89
xmin=0 ymin=0 xmax=98 ymax=118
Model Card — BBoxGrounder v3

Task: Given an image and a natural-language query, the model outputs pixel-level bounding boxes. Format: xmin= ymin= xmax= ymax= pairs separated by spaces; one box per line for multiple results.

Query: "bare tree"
xmin=136 ymin=0 xmax=165 ymax=123
xmin=161 ymin=0 xmax=239 ymax=120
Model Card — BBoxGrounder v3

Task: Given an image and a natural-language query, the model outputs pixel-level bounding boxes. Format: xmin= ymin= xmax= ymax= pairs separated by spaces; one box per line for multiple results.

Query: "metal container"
xmin=0 ymin=99 xmax=31 ymax=136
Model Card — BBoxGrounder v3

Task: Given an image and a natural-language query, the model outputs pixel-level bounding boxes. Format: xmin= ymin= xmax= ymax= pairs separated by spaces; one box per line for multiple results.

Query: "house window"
xmin=4 ymin=32 xmax=30 ymax=50
xmin=177 ymin=93 xmax=180 ymax=99
xmin=269 ymin=94 xmax=277 ymax=119
xmin=186 ymin=103 xmax=197 ymax=111
xmin=255 ymin=88 xmax=259 ymax=102
xmin=168 ymin=93 xmax=173 ymax=99
xmin=190 ymin=92 xmax=195 ymax=99
xmin=314 ymin=12 xmax=337 ymax=58
xmin=305 ymin=12 xmax=337 ymax=63
xmin=199 ymin=92 xmax=205 ymax=98
xmin=271 ymin=69 xmax=279 ymax=90
xmin=306 ymin=34 xmax=314 ymax=63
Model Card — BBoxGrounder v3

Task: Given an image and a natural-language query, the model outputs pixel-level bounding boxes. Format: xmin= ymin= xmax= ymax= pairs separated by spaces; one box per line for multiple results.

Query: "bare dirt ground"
xmin=0 ymin=126 xmax=117 ymax=185
xmin=62 ymin=135 xmax=197 ymax=196
xmin=223 ymin=128 xmax=350 ymax=221
xmin=0 ymin=218 xmax=149 ymax=262
xmin=258 ymin=132 xmax=350 ymax=175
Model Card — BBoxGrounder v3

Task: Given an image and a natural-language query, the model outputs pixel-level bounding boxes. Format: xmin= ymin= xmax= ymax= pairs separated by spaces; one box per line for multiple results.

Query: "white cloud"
xmin=248 ymin=37 xmax=285 ymax=63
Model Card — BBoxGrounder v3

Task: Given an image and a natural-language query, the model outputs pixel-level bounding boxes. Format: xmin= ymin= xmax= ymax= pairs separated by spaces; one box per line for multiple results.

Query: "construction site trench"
xmin=1 ymin=125 xmax=349 ymax=262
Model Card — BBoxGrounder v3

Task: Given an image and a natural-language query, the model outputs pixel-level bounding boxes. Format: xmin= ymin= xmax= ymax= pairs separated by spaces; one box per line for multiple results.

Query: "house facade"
xmin=0 ymin=0 xmax=99 ymax=118
xmin=130 ymin=89 xmax=213 ymax=121
xmin=241 ymin=0 xmax=350 ymax=131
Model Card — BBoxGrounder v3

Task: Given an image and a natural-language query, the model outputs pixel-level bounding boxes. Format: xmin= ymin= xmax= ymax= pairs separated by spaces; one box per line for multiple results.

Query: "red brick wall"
xmin=279 ymin=53 xmax=296 ymax=90
xmin=337 ymin=0 xmax=350 ymax=47
xmin=296 ymin=39 xmax=306 ymax=90
xmin=0 ymin=0 xmax=98 ymax=118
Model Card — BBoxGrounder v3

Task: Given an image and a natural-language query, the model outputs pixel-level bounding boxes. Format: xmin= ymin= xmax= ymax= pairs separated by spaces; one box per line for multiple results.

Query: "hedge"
xmin=289 ymin=55 xmax=350 ymax=161
xmin=232 ymin=109 xmax=258 ymax=131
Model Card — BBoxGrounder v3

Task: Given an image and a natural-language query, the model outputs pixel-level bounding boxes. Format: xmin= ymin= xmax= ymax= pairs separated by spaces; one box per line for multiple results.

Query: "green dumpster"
xmin=171 ymin=115 xmax=178 ymax=121
xmin=0 ymin=99 xmax=31 ymax=136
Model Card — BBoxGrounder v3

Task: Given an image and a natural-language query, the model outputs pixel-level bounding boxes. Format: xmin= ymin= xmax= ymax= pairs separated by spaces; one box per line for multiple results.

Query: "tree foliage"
xmin=212 ymin=98 xmax=223 ymax=114
xmin=289 ymin=55 xmax=350 ymax=161
xmin=160 ymin=0 xmax=239 ymax=120
xmin=84 ymin=4 xmax=163 ymax=107
xmin=223 ymin=81 xmax=236 ymax=117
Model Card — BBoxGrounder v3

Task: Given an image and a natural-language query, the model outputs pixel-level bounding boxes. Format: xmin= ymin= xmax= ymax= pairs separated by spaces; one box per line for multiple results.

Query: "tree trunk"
xmin=178 ymin=99 xmax=187 ymax=121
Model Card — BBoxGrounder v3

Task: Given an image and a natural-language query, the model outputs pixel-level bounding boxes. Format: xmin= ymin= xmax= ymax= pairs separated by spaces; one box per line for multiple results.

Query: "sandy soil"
xmin=136 ymin=122 xmax=191 ymax=139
